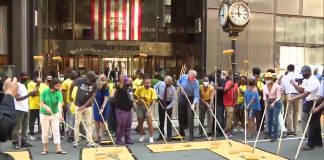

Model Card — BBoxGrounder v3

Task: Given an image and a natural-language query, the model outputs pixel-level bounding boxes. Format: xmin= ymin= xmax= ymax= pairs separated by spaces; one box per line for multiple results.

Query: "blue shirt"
xmin=177 ymin=74 xmax=200 ymax=104
xmin=314 ymin=73 xmax=322 ymax=82
xmin=154 ymin=81 xmax=177 ymax=109
xmin=244 ymin=89 xmax=261 ymax=111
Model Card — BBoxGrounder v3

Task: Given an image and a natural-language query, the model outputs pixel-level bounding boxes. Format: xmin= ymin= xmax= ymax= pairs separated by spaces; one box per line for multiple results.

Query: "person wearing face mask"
xmin=208 ymin=69 xmax=226 ymax=137
xmin=245 ymin=76 xmax=261 ymax=138
xmin=114 ymin=73 xmax=134 ymax=145
xmin=154 ymin=75 xmax=176 ymax=142
xmin=177 ymin=70 xmax=200 ymax=141
xmin=235 ymin=76 xmax=247 ymax=133
xmin=40 ymin=78 xmax=67 ymax=155
xmin=252 ymin=68 xmax=264 ymax=132
xmin=61 ymin=70 xmax=78 ymax=142
xmin=289 ymin=65 xmax=322 ymax=150
xmin=196 ymin=77 xmax=215 ymax=138
xmin=263 ymin=72 xmax=282 ymax=142
xmin=69 ymin=71 xmax=97 ymax=148
xmin=27 ymin=72 xmax=48 ymax=141
xmin=92 ymin=74 xmax=110 ymax=142
xmin=223 ymin=72 xmax=239 ymax=138
xmin=134 ymin=76 xmax=158 ymax=143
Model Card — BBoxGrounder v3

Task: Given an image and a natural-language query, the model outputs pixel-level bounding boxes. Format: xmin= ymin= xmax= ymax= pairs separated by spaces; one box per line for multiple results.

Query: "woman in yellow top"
xmin=234 ymin=76 xmax=247 ymax=133
xmin=197 ymin=77 xmax=215 ymax=138
xmin=134 ymin=76 xmax=158 ymax=143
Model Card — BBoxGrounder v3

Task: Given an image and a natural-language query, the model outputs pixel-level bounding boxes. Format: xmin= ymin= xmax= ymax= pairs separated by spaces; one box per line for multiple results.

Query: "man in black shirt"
xmin=209 ymin=69 xmax=226 ymax=136
xmin=69 ymin=71 xmax=97 ymax=148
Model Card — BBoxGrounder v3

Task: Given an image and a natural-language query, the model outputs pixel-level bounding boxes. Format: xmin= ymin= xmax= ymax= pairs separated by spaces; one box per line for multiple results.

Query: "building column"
xmin=12 ymin=0 xmax=32 ymax=74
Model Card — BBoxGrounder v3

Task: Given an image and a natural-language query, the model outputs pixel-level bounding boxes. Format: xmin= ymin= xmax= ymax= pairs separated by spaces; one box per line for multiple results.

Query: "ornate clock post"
xmin=218 ymin=0 xmax=250 ymax=74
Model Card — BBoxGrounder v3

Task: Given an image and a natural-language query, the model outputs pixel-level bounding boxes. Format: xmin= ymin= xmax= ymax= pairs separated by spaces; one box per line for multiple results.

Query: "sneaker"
xmin=12 ymin=143 xmax=20 ymax=150
xmin=239 ymin=127 xmax=244 ymax=133
xmin=195 ymin=134 xmax=203 ymax=138
xmin=233 ymin=127 xmax=238 ymax=133
xmin=73 ymin=142 xmax=79 ymax=148
xmin=87 ymin=142 xmax=96 ymax=148
xmin=28 ymin=135 xmax=37 ymax=141
xmin=270 ymin=138 xmax=277 ymax=142
xmin=226 ymin=134 xmax=234 ymax=138
xmin=301 ymin=145 xmax=313 ymax=151
xmin=21 ymin=142 xmax=33 ymax=148
xmin=139 ymin=136 xmax=145 ymax=142
xmin=149 ymin=137 xmax=154 ymax=143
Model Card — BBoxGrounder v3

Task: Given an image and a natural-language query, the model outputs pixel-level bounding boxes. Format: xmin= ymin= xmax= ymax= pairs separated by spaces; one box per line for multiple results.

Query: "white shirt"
xmin=14 ymin=82 xmax=29 ymax=112
xmin=281 ymin=72 xmax=298 ymax=94
xmin=301 ymin=75 xmax=321 ymax=101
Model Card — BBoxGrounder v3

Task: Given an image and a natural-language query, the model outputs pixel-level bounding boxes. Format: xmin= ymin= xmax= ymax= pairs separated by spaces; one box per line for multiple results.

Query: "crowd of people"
xmin=0 ymin=64 xmax=323 ymax=157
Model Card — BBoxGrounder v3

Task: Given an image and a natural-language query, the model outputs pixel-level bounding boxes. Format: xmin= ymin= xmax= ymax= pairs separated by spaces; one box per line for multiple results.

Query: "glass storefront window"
xmin=285 ymin=17 xmax=305 ymax=44
xmin=305 ymin=18 xmax=324 ymax=44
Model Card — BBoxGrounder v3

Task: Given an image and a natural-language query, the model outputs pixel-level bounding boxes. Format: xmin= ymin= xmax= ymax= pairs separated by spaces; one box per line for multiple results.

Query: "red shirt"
xmin=223 ymin=80 xmax=238 ymax=107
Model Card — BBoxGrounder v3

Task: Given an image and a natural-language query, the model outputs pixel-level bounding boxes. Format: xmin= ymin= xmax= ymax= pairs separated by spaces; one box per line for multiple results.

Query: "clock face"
xmin=219 ymin=4 xmax=229 ymax=27
xmin=228 ymin=3 xmax=250 ymax=26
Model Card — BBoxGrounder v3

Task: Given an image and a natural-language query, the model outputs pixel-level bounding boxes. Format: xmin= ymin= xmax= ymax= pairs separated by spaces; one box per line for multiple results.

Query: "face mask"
xmin=101 ymin=81 xmax=106 ymax=85
xmin=203 ymin=82 xmax=209 ymax=86
xmin=302 ymin=74 xmax=310 ymax=79
xmin=265 ymin=80 xmax=272 ymax=84
xmin=145 ymin=85 xmax=150 ymax=89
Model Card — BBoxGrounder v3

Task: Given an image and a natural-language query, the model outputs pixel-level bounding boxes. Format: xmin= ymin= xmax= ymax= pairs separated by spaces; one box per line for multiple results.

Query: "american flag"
xmin=91 ymin=0 xmax=142 ymax=40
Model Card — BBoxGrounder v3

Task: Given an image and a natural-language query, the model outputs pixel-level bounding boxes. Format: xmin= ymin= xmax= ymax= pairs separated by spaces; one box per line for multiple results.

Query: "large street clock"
xmin=218 ymin=0 xmax=250 ymax=37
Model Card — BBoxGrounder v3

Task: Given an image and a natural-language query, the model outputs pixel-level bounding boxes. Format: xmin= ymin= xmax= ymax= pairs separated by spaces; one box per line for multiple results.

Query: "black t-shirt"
xmin=114 ymin=85 xmax=133 ymax=111
xmin=209 ymin=75 xmax=226 ymax=104
xmin=74 ymin=78 xmax=97 ymax=107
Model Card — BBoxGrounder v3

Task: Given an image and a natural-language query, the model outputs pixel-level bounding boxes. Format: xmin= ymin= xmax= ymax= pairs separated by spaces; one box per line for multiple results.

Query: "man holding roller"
xmin=177 ymin=70 xmax=200 ymax=141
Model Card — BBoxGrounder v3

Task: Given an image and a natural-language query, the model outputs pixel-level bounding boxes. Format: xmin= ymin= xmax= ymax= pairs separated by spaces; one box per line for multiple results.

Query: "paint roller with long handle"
xmin=178 ymin=85 xmax=212 ymax=141
xmin=158 ymin=100 xmax=184 ymax=143
xmin=94 ymin=98 xmax=116 ymax=145
xmin=277 ymin=85 xmax=293 ymax=155
xmin=253 ymin=102 xmax=268 ymax=153
xmin=294 ymin=99 xmax=317 ymax=160
xmin=203 ymin=101 xmax=233 ymax=147
xmin=140 ymin=98 xmax=168 ymax=144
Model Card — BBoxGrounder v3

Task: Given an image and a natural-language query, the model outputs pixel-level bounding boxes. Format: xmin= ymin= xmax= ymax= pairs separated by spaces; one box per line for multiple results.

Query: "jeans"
xmin=267 ymin=101 xmax=282 ymax=139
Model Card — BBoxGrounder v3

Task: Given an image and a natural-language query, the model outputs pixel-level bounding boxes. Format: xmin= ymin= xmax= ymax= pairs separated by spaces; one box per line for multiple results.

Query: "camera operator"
xmin=0 ymin=77 xmax=19 ymax=160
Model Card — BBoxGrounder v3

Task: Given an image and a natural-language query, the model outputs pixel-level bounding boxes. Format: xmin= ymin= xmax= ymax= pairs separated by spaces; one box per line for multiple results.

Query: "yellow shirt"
xmin=70 ymin=86 xmax=78 ymax=114
xmin=237 ymin=85 xmax=246 ymax=104
xmin=134 ymin=86 xmax=158 ymax=106
xmin=199 ymin=85 xmax=214 ymax=101
xmin=27 ymin=82 xmax=48 ymax=110
xmin=61 ymin=78 xmax=73 ymax=104
xmin=133 ymin=78 xmax=143 ymax=90
xmin=256 ymin=81 xmax=264 ymax=100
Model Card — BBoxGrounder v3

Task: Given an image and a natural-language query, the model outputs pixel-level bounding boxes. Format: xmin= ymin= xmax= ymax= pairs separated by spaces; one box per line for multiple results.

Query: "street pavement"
xmin=1 ymin=128 xmax=323 ymax=160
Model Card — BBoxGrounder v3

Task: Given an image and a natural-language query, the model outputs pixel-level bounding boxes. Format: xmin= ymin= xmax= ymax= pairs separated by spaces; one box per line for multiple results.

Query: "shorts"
xmin=136 ymin=105 xmax=148 ymax=119
xmin=237 ymin=103 xmax=244 ymax=110
xmin=247 ymin=109 xmax=259 ymax=119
